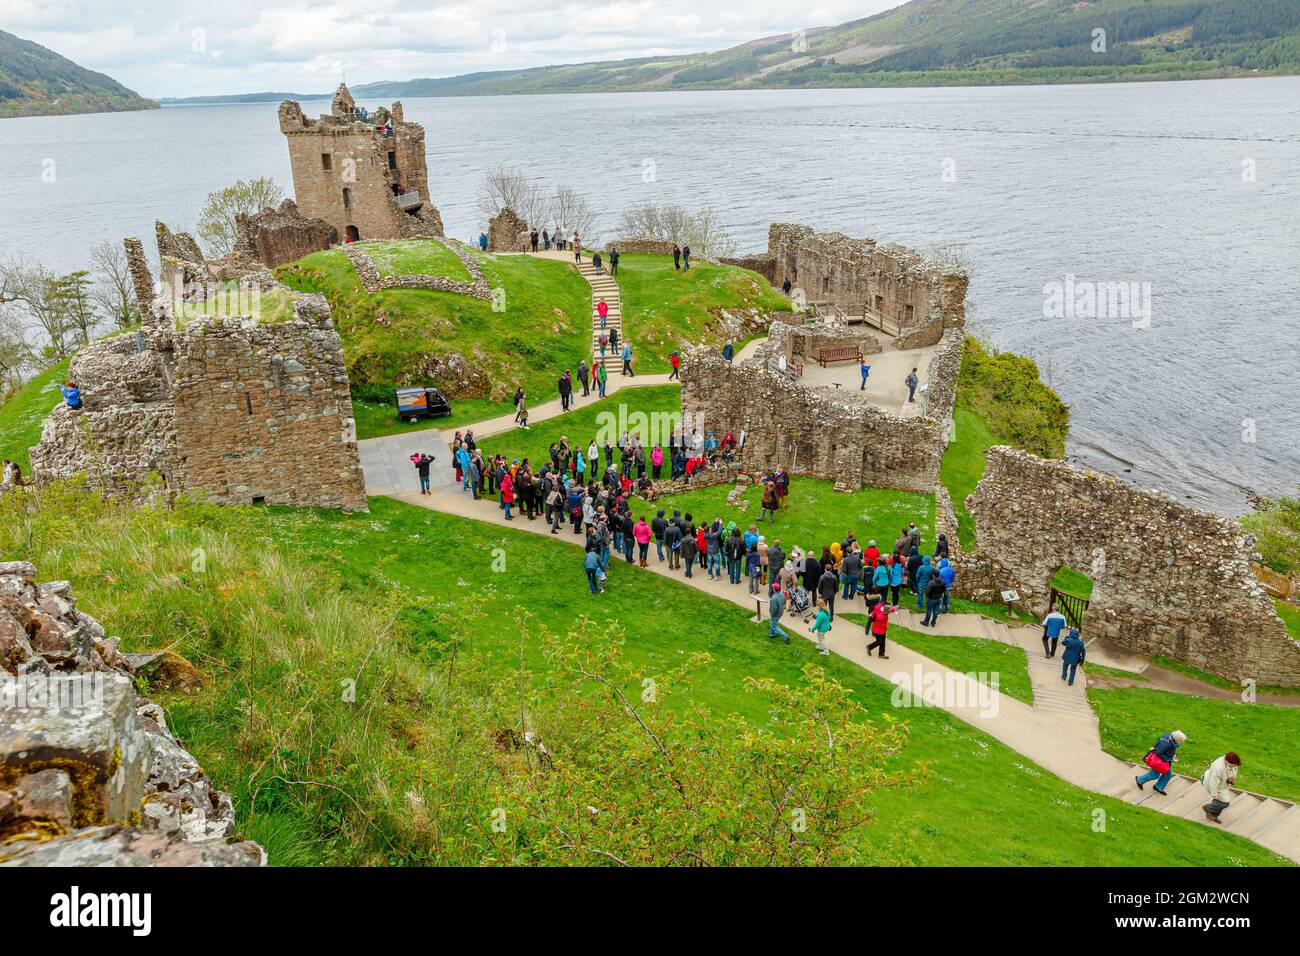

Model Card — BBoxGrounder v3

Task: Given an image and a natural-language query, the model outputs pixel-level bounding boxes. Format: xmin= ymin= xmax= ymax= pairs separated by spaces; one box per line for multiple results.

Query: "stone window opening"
xmin=321 ymin=153 xmax=332 ymax=171
xmin=342 ymin=187 xmax=353 ymax=211
xmin=387 ymin=150 xmax=397 ymax=170
xmin=905 ymin=304 xmax=914 ymax=324
xmin=245 ymin=394 xmax=253 ymax=416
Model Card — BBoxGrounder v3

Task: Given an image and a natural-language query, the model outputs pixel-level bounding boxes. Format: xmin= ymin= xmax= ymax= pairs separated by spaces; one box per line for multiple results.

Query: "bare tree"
xmin=196 ymin=177 xmax=284 ymax=257
xmin=0 ymin=258 xmax=81 ymax=360
xmin=618 ymin=203 xmax=736 ymax=257
xmin=477 ymin=165 xmax=549 ymax=229
xmin=90 ymin=240 xmax=139 ymax=330
xmin=550 ymin=186 xmax=597 ymax=244
xmin=0 ymin=307 xmax=31 ymax=394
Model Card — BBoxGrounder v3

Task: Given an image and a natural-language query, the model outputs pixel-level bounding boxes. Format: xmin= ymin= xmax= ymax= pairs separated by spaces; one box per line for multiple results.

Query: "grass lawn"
xmin=1087 ymin=663 xmax=1150 ymax=684
xmin=939 ymin=406 xmax=996 ymax=550
xmin=947 ymin=596 xmax=1036 ymax=625
xmin=657 ymin=476 xmax=935 ymax=562
xmin=174 ymin=284 xmax=297 ymax=325
xmin=613 ymin=253 xmax=790 ymax=373
xmin=364 ymin=238 xmax=472 ymax=281
xmin=473 ymin=384 xmax=683 ymax=470
xmin=1089 ymin=686 xmax=1300 ymax=802
xmin=2 ymin=485 xmax=1287 ymax=865
xmin=1052 ymin=566 xmax=1095 ymax=600
xmin=0 ymin=358 xmax=70 ymax=470
xmin=1273 ymin=598 xmax=1300 ymax=641
xmin=843 ymin=614 xmax=1033 ymax=705
xmin=279 ymin=244 xmax=593 ymax=412
xmin=1151 ymin=655 xmax=1300 ymax=698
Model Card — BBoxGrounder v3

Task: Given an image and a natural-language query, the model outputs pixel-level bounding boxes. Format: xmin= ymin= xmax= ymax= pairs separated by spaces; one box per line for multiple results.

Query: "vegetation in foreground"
xmin=0 ymin=358 xmax=69 ymax=471
xmin=0 ymin=483 xmax=1285 ymax=866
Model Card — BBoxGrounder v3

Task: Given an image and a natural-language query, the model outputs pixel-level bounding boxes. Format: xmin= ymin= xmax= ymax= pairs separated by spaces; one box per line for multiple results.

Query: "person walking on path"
xmin=811 ymin=598 xmax=832 ymax=656
xmin=530 ymin=229 xmax=539 ymax=253
xmin=914 ymin=556 xmax=934 ymax=610
xmin=817 ymin=563 xmax=839 ymax=622
xmin=596 ymin=361 xmax=608 ymax=397
xmin=866 ymin=601 xmax=895 ymax=659
xmin=597 ymin=297 xmax=609 ymax=330
xmin=1201 ymin=752 xmax=1242 ymax=824
xmin=672 ymin=244 xmax=681 ymax=270
xmin=859 ymin=359 xmax=871 ymax=390
xmin=585 ymin=549 xmax=600 ymax=594
xmin=573 ymin=233 xmax=582 ymax=263
xmin=760 ymin=479 xmax=779 ymax=522
xmin=1060 ymin=628 xmax=1085 ymax=685
xmin=577 ymin=359 xmax=590 ymax=397
xmin=651 ymin=509 xmax=668 ymax=561
xmin=682 ymin=244 xmax=691 ymax=270
xmin=542 ymin=228 xmax=550 ymax=251
xmin=479 ymin=232 xmax=488 ymax=251
xmin=651 ymin=444 xmax=664 ymax=480
xmin=513 ymin=387 xmax=525 ymax=424
xmin=414 ymin=453 xmax=434 ymax=494
xmin=888 ymin=555 xmax=904 ymax=605
xmin=841 ymin=547 xmax=862 ymax=601
xmin=1135 ymin=729 xmax=1186 ymax=795
xmin=1042 ymin=608 xmax=1068 ymax=658
xmin=622 ymin=343 xmax=634 ymax=376
xmin=668 ymin=351 xmax=680 ymax=380
xmin=609 ymin=247 xmax=620 ymax=276
xmin=679 ymin=523 xmax=697 ymax=579
xmin=905 ymin=367 xmax=919 ymax=403
xmin=768 ymin=584 xmax=790 ymax=644
xmin=665 ymin=515 xmax=682 ymax=570
xmin=921 ymin=572 xmax=947 ymax=627
xmin=937 ymin=557 xmax=955 ymax=614
xmin=500 ymin=470 xmax=515 ymax=520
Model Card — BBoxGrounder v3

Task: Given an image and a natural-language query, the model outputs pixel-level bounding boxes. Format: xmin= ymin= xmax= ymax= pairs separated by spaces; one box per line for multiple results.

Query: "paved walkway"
xmin=356 ymin=250 xmax=1300 ymax=863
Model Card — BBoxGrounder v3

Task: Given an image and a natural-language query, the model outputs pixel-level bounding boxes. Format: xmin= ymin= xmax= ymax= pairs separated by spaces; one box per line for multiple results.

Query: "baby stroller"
xmin=789 ymin=585 xmax=811 ymax=620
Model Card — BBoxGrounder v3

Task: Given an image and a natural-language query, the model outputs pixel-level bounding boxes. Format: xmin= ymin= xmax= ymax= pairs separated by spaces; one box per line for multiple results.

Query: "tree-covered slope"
xmin=0 ymin=29 xmax=159 ymax=118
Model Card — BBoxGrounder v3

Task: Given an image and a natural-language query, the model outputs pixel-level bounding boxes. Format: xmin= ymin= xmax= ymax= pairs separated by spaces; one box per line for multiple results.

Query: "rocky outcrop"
xmin=0 ymin=562 xmax=264 ymax=866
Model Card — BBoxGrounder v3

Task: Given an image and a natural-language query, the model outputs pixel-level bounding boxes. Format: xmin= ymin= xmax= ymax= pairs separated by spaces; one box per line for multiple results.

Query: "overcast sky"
xmin=2 ymin=0 xmax=908 ymax=97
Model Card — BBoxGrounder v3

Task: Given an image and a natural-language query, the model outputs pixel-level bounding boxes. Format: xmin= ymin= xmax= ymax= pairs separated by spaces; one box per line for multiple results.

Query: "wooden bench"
xmin=816 ymin=346 xmax=863 ymax=368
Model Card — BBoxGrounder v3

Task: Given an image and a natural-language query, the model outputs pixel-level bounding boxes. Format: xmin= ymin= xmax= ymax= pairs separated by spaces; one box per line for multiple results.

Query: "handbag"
xmin=1143 ymin=750 xmax=1171 ymax=775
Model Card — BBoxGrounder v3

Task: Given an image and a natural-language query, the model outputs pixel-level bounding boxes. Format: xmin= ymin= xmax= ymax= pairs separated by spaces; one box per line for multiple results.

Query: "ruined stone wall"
xmin=681 ymin=346 xmax=948 ymax=494
xmin=921 ymin=328 xmax=964 ymax=424
xmin=488 ymin=207 xmax=530 ymax=252
xmin=279 ymin=86 xmax=443 ymax=243
xmin=170 ymin=307 xmax=366 ymax=511
xmin=719 ymin=253 xmax=776 ymax=283
xmin=236 ymin=198 xmax=339 ymax=269
xmin=608 ymin=237 xmax=677 ymax=255
xmin=31 ymin=294 xmax=366 ymax=513
xmin=764 ymin=319 xmax=883 ymax=373
xmin=767 ymin=223 xmax=967 ymax=337
xmin=0 ymin=562 xmax=265 ymax=865
xmin=967 ymin=447 xmax=1300 ymax=686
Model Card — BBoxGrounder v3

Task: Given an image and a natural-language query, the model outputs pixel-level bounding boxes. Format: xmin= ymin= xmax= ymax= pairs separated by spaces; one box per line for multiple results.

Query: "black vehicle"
xmin=395 ymin=386 xmax=452 ymax=423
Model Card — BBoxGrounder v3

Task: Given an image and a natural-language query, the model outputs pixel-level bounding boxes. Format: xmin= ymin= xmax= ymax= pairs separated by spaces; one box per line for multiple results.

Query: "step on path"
xmin=525 ymin=249 xmax=626 ymax=374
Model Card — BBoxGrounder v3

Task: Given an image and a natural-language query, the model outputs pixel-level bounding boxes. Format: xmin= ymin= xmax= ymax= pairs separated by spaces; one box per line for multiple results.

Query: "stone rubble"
xmin=0 ymin=562 xmax=265 ymax=866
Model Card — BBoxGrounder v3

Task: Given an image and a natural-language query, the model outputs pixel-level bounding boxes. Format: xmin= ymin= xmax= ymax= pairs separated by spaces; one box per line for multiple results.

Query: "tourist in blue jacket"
xmin=871 ymin=559 xmax=890 ymax=599
xmin=888 ymin=555 xmax=904 ymax=604
xmin=914 ymin=556 xmax=934 ymax=610
xmin=1060 ymin=628 xmax=1086 ymax=686
xmin=1135 ymin=729 xmax=1186 ymax=795
xmin=584 ymin=549 xmax=600 ymax=594
xmin=937 ymin=558 xmax=955 ymax=613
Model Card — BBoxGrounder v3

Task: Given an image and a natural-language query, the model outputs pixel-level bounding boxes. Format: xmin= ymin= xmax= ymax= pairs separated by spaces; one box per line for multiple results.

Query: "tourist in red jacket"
xmin=500 ymin=472 xmax=515 ymax=521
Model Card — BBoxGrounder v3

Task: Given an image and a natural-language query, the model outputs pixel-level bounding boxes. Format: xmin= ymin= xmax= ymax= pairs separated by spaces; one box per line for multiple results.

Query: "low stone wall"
xmin=719 ymin=253 xmax=776 ymax=282
xmin=921 ymin=329 xmax=964 ymax=423
xmin=681 ymin=346 xmax=949 ymax=494
xmin=764 ymin=319 xmax=883 ymax=374
xmin=344 ymin=239 xmax=492 ymax=300
xmin=607 ymin=236 xmax=676 ymax=255
xmin=967 ymin=447 xmax=1300 ymax=686
xmin=0 ymin=562 xmax=265 ymax=865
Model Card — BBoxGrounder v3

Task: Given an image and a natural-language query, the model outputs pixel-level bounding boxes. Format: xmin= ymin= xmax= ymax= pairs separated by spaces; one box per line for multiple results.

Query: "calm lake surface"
xmin=2 ymin=78 xmax=1297 ymax=514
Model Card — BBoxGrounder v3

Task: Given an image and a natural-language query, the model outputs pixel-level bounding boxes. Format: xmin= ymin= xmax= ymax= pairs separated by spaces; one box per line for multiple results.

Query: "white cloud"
xmin=0 ymin=0 xmax=907 ymax=96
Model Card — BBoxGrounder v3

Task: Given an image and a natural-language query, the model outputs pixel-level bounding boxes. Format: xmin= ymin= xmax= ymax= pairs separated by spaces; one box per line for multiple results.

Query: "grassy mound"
xmin=613 ymin=253 xmax=790 ymax=372
xmin=0 ymin=358 xmax=69 ymax=470
xmin=4 ymin=482 xmax=1287 ymax=866
xmin=365 ymin=239 xmax=472 ymax=281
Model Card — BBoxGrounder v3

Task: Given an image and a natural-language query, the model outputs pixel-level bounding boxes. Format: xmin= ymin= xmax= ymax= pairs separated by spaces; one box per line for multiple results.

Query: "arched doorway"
xmin=345 ymin=225 xmax=360 ymax=242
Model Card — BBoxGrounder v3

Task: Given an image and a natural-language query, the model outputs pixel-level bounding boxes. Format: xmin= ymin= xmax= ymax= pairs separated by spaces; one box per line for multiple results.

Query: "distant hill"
xmin=0 ymin=29 xmax=158 ymax=118
xmin=162 ymin=0 xmax=1300 ymax=104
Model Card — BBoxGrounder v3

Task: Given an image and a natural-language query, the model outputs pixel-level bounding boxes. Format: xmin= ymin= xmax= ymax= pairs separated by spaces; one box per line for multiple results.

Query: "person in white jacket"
xmin=1201 ymin=752 xmax=1242 ymax=824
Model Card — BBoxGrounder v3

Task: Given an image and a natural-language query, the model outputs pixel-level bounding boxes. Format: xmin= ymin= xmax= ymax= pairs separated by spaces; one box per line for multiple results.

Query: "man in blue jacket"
xmin=1060 ymin=628 xmax=1086 ymax=686
xmin=914 ymin=556 xmax=934 ymax=610
xmin=937 ymin=557 xmax=955 ymax=613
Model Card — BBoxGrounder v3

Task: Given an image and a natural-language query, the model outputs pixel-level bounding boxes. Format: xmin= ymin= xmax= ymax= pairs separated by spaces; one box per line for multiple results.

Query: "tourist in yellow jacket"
xmin=1201 ymin=752 xmax=1242 ymax=824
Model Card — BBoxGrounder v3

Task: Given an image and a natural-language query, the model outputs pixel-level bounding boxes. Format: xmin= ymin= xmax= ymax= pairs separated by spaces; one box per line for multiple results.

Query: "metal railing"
xmin=1049 ymin=587 xmax=1090 ymax=632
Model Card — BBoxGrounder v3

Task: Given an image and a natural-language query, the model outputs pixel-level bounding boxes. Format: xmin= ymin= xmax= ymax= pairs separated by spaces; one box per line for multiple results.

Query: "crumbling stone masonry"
xmin=234 ymin=198 xmax=339 ymax=269
xmin=487 ymin=207 xmax=529 ymax=252
xmin=966 ymin=447 xmax=1300 ymax=686
xmin=31 ymin=255 xmax=367 ymax=511
xmin=280 ymin=83 xmax=444 ymax=243
xmin=344 ymin=237 xmax=492 ymax=300
xmin=680 ymin=345 xmax=949 ymax=494
xmin=741 ymin=223 xmax=967 ymax=348
xmin=0 ymin=562 xmax=265 ymax=866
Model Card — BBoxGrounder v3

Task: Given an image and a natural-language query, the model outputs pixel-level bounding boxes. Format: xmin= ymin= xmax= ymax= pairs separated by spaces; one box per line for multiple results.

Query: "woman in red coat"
xmin=500 ymin=472 xmax=515 ymax=521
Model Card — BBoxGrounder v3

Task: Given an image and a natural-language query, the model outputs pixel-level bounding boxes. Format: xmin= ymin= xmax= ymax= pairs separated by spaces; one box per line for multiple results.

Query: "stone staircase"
xmin=575 ymin=258 xmax=624 ymax=373
xmin=1099 ymin=765 xmax=1299 ymax=850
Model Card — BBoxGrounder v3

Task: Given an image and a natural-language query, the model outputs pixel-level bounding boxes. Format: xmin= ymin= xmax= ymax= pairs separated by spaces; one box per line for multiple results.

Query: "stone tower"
xmin=278 ymin=83 xmax=443 ymax=242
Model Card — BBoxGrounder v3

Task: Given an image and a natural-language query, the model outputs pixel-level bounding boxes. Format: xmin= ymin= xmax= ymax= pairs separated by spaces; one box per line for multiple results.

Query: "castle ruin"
xmin=29 ymin=231 xmax=367 ymax=512
xmin=279 ymin=84 xmax=444 ymax=243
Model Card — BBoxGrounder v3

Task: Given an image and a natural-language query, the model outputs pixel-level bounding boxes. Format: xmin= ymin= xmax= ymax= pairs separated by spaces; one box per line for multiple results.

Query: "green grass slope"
xmin=0 ymin=29 xmax=159 ymax=118
xmin=4 ymin=483 xmax=1284 ymax=865
xmin=0 ymin=358 xmax=69 ymax=470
